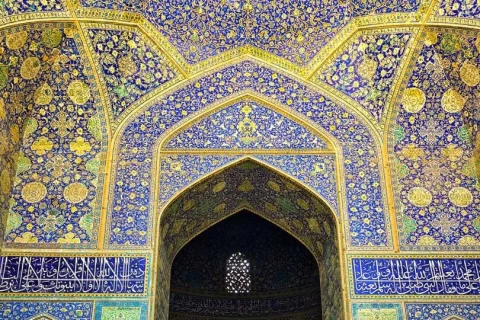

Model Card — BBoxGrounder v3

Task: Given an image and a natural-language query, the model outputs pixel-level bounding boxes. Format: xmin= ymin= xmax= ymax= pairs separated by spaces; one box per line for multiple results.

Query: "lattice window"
xmin=226 ymin=252 xmax=251 ymax=293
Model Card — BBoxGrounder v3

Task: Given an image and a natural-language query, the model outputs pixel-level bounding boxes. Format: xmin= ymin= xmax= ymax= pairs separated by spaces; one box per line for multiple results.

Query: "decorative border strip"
xmin=0 ymin=254 xmax=149 ymax=297
xmin=348 ymin=255 xmax=480 ymax=299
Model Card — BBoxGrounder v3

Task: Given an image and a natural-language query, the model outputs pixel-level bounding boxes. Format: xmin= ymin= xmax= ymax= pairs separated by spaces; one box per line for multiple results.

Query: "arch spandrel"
xmin=312 ymin=28 xmax=415 ymax=124
xmin=388 ymin=28 xmax=480 ymax=251
xmin=0 ymin=24 xmax=108 ymax=249
xmin=162 ymin=99 xmax=331 ymax=150
xmin=108 ymin=61 xmax=390 ymax=249
xmin=155 ymin=159 xmax=346 ymax=320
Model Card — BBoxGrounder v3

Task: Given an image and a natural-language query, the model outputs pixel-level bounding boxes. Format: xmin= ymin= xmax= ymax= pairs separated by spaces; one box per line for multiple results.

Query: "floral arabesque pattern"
xmin=86 ymin=27 xmax=180 ymax=121
xmin=165 ymin=100 xmax=329 ymax=150
xmin=78 ymin=0 xmax=421 ymax=64
xmin=390 ymin=31 xmax=480 ymax=250
xmin=2 ymin=25 xmax=107 ymax=248
xmin=315 ymin=31 xmax=413 ymax=122
xmin=0 ymin=0 xmax=64 ymax=16
xmin=111 ymin=61 xmax=387 ymax=249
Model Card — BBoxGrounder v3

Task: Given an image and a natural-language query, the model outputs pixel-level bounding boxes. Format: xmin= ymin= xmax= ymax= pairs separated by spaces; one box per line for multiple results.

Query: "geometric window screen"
xmin=226 ymin=252 xmax=251 ymax=293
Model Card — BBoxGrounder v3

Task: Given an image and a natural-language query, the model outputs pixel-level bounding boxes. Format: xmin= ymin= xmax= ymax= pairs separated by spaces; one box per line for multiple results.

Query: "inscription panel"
xmin=0 ymin=256 xmax=147 ymax=295
xmin=351 ymin=257 xmax=480 ymax=296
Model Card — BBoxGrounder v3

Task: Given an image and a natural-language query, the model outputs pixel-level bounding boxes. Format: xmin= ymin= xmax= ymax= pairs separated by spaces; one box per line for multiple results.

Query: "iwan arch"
xmin=0 ymin=1 xmax=479 ymax=319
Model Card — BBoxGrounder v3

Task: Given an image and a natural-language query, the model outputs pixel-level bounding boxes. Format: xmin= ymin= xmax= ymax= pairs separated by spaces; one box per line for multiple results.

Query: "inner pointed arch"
xmin=155 ymin=157 xmax=345 ymax=319
xmin=157 ymin=92 xmax=338 ymax=151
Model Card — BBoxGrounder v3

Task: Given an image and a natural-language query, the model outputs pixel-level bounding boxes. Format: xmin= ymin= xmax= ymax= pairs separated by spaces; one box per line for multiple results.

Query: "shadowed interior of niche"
xmin=168 ymin=210 xmax=322 ymax=320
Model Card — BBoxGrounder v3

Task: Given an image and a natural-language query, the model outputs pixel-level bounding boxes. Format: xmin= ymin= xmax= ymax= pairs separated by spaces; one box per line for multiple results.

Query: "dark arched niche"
xmin=155 ymin=159 xmax=343 ymax=319
xmin=169 ymin=210 xmax=322 ymax=319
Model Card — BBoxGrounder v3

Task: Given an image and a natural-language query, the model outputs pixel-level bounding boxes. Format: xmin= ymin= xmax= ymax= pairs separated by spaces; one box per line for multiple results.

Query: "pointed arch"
xmin=152 ymin=158 xmax=348 ymax=320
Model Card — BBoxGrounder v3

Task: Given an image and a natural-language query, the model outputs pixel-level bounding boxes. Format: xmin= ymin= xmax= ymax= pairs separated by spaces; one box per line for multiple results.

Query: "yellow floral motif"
xmin=237 ymin=104 xmax=258 ymax=145
xmin=441 ymin=88 xmax=466 ymax=113
xmin=183 ymin=199 xmax=195 ymax=211
xmin=21 ymin=182 xmax=47 ymax=203
xmin=9 ymin=124 xmax=19 ymax=144
xmin=63 ymin=182 xmax=88 ymax=204
xmin=357 ymin=57 xmax=378 ymax=81
xmin=6 ymin=31 xmax=28 ymax=50
xmin=416 ymin=235 xmax=439 ymax=245
xmin=460 ymin=62 xmax=480 ymax=87
xmin=297 ymin=198 xmax=309 ymax=210
xmin=407 ymin=187 xmax=432 ymax=207
xmin=267 ymin=180 xmax=280 ymax=192
xmin=14 ymin=232 xmax=38 ymax=243
xmin=448 ymin=187 xmax=473 ymax=207
xmin=307 ymin=218 xmax=320 ymax=233
xmin=213 ymin=181 xmax=226 ymax=193
xmin=213 ymin=203 xmax=226 ymax=213
xmin=70 ymin=137 xmax=91 ymax=156
xmin=57 ymin=232 xmax=81 ymax=244
xmin=441 ymin=144 xmax=463 ymax=161
xmin=400 ymin=144 xmax=425 ymax=160
xmin=402 ymin=87 xmax=426 ymax=113
xmin=238 ymin=179 xmax=254 ymax=192
xmin=424 ymin=31 xmax=438 ymax=46
xmin=31 ymin=137 xmax=53 ymax=155
xmin=458 ymin=236 xmax=480 ymax=246
xmin=20 ymin=57 xmax=41 ymax=80
xmin=34 ymin=83 xmax=53 ymax=105
xmin=67 ymin=80 xmax=91 ymax=105
xmin=41 ymin=28 xmax=63 ymax=48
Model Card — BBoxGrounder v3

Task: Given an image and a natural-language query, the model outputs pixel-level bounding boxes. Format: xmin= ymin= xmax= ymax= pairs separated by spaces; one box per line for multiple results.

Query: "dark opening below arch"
xmin=169 ymin=210 xmax=322 ymax=320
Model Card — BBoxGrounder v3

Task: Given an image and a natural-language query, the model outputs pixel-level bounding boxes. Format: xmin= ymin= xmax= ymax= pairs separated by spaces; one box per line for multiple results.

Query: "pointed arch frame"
xmin=151 ymin=157 xmax=350 ymax=320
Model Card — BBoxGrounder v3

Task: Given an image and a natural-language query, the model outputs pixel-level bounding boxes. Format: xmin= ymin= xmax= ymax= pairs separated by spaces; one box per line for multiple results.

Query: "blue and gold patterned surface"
xmin=0 ymin=1 xmax=479 ymax=319
xmin=0 ymin=301 xmax=93 ymax=319
xmin=112 ymin=64 xmax=388 ymax=249
xmin=389 ymin=29 xmax=480 ymax=250
xmin=78 ymin=0 xmax=421 ymax=65
xmin=2 ymin=24 xmax=107 ymax=248
xmin=159 ymin=154 xmax=338 ymax=212
xmin=0 ymin=0 xmax=65 ymax=16
xmin=406 ymin=303 xmax=480 ymax=319
xmin=85 ymin=25 xmax=181 ymax=122
xmin=315 ymin=31 xmax=413 ymax=122
xmin=164 ymin=100 xmax=329 ymax=150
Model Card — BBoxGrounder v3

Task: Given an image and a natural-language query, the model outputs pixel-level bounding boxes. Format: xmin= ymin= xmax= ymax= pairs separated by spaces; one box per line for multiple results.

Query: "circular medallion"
xmin=20 ymin=57 xmax=41 ymax=80
xmin=118 ymin=56 xmax=138 ymax=77
xmin=34 ymin=83 xmax=53 ymax=105
xmin=63 ymin=182 xmax=88 ymax=204
xmin=407 ymin=187 xmax=432 ymax=207
xmin=6 ymin=31 xmax=28 ymax=50
xmin=42 ymin=28 xmax=63 ymax=48
xmin=67 ymin=80 xmax=91 ymax=105
xmin=402 ymin=88 xmax=426 ymax=113
xmin=357 ymin=57 xmax=378 ymax=81
xmin=21 ymin=182 xmax=47 ymax=203
xmin=460 ymin=62 xmax=480 ymax=87
xmin=448 ymin=187 xmax=473 ymax=207
xmin=441 ymin=88 xmax=466 ymax=113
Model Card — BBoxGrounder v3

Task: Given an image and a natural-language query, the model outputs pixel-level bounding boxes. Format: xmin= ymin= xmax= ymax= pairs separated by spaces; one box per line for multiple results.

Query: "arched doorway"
xmin=154 ymin=159 xmax=345 ymax=319
xmin=169 ymin=210 xmax=322 ymax=319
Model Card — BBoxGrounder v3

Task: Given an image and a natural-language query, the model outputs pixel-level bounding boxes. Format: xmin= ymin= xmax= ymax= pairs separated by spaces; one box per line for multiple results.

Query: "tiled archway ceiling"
xmin=1 ymin=0 xmax=479 ymax=133
xmin=79 ymin=0 xmax=421 ymax=64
